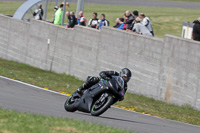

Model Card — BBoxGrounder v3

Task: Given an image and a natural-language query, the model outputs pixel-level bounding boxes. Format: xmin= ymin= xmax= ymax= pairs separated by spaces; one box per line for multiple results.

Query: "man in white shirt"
xmin=139 ymin=13 xmax=154 ymax=36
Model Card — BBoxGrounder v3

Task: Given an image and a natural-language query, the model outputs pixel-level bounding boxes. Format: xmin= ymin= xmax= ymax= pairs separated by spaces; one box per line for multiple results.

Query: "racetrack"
xmin=0 ymin=76 xmax=200 ymax=133
xmin=1 ymin=0 xmax=200 ymax=9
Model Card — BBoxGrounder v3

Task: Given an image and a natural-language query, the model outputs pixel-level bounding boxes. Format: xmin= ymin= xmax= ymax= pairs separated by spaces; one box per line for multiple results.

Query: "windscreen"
xmin=116 ymin=77 xmax=124 ymax=90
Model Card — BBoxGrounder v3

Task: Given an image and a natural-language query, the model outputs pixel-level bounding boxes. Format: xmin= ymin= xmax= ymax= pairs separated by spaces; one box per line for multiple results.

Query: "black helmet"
xmin=120 ymin=68 xmax=132 ymax=83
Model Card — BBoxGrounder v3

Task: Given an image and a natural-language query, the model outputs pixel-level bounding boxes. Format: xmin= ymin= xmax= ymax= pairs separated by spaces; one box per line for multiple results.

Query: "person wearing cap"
xmin=134 ymin=17 xmax=153 ymax=37
xmin=54 ymin=4 xmax=64 ymax=25
xmin=54 ymin=6 xmax=58 ymax=12
xmin=192 ymin=17 xmax=200 ymax=41
xmin=52 ymin=6 xmax=58 ymax=23
xmin=139 ymin=13 xmax=154 ymax=36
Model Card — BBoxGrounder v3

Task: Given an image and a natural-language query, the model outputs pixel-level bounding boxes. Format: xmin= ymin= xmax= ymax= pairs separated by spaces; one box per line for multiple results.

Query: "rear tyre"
xmin=64 ymin=96 xmax=77 ymax=112
xmin=91 ymin=94 xmax=114 ymax=116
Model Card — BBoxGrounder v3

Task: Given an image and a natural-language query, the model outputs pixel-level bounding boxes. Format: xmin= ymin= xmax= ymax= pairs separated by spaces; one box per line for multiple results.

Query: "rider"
xmin=76 ymin=68 xmax=132 ymax=101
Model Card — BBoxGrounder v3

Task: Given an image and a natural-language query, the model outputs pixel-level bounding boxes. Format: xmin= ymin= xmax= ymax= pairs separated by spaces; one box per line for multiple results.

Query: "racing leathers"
xmin=77 ymin=71 xmax=127 ymax=101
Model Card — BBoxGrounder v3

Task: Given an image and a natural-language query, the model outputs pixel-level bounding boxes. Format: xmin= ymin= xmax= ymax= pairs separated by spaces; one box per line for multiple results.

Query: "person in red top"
xmin=78 ymin=11 xmax=87 ymax=26
xmin=123 ymin=13 xmax=127 ymax=30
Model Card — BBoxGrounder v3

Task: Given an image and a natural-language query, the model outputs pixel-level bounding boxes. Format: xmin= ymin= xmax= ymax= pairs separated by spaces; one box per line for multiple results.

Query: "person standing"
xmin=33 ymin=4 xmax=43 ymax=20
xmin=98 ymin=14 xmax=109 ymax=29
xmin=192 ymin=17 xmax=200 ymax=41
xmin=139 ymin=13 xmax=154 ymax=36
xmin=77 ymin=11 xmax=87 ymax=26
xmin=88 ymin=12 xmax=99 ymax=29
xmin=52 ymin=6 xmax=58 ymax=23
xmin=131 ymin=10 xmax=139 ymax=31
xmin=124 ymin=10 xmax=134 ymax=30
xmin=54 ymin=4 xmax=64 ymax=25
xmin=65 ymin=11 xmax=77 ymax=29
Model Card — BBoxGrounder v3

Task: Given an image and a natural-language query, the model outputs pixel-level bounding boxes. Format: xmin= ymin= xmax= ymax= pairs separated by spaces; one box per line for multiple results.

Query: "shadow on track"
xmin=74 ymin=112 xmax=167 ymax=128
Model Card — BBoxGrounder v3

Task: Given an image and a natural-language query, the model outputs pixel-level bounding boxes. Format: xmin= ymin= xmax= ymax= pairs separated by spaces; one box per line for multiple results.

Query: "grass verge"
xmin=0 ymin=58 xmax=200 ymax=126
xmin=0 ymin=1 xmax=200 ymax=38
xmin=0 ymin=108 xmax=133 ymax=133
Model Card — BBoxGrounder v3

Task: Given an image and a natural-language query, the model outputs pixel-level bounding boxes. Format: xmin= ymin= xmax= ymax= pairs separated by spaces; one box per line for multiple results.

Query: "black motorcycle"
xmin=64 ymin=76 xmax=125 ymax=116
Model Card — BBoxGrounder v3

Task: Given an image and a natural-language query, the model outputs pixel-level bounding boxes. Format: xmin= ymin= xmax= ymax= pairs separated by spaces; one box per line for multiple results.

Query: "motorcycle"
xmin=64 ymin=76 xmax=125 ymax=116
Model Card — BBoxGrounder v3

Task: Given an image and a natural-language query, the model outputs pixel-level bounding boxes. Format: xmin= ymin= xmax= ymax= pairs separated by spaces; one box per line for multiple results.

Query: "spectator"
xmin=33 ymin=4 xmax=43 ymax=20
xmin=117 ymin=18 xmax=125 ymax=30
xmin=98 ymin=14 xmax=109 ymax=29
xmin=113 ymin=18 xmax=121 ymax=28
xmin=54 ymin=4 xmax=64 ymax=25
xmin=131 ymin=10 xmax=139 ymax=31
xmin=70 ymin=11 xmax=78 ymax=24
xmin=123 ymin=13 xmax=128 ymax=30
xmin=133 ymin=10 xmax=139 ymax=19
xmin=124 ymin=10 xmax=134 ymax=30
xmin=134 ymin=18 xmax=153 ymax=37
xmin=65 ymin=11 xmax=77 ymax=29
xmin=54 ymin=6 xmax=58 ymax=12
xmin=70 ymin=11 xmax=75 ymax=16
xmin=52 ymin=6 xmax=58 ymax=23
xmin=139 ymin=13 xmax=154 ymax=36
xmin=78 ymin=11 xmax=87 ymax=26
xmin=192 ymin=17 xmax=200 ymax=41
xmin=88 ymin=12 xmax=99 ymax=29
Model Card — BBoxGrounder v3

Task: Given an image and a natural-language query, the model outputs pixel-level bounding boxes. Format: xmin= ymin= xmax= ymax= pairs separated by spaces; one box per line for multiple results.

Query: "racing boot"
xmin=76 ymin=85 xmax=84 ymax=95
xmin=76 ymin=76 xmax=100 ymax=95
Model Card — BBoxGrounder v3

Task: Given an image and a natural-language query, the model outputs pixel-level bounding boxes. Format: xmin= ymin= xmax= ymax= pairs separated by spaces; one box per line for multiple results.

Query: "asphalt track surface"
xmin=0 ymin=76 xmax=200 ymax=133
xmin=1 ymin=0 xmax=200 ymax=9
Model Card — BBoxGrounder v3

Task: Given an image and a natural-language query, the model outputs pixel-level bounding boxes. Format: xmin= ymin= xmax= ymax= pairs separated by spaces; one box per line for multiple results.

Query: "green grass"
xmin=0 ymin=108 xmax=133 ymax=133
xmin=0 ymin=1 xmax=200 ymax=38
xmin=0 ymin=58 xmax=200 ymax=126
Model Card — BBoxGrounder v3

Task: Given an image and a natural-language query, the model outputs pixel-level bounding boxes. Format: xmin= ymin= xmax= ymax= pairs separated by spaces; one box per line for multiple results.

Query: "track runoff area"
xmin=0 ymin=76 xmax=200 ymax=133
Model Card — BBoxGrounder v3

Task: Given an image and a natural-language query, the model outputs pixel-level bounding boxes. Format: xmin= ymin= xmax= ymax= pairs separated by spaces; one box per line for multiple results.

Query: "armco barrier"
xmin=0 ymin=14 xmax=200 ymax=110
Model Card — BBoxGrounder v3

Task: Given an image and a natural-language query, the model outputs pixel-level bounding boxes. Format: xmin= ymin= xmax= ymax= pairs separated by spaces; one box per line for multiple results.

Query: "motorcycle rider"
xmin=76 ymin=68 xmax=132 ymax=101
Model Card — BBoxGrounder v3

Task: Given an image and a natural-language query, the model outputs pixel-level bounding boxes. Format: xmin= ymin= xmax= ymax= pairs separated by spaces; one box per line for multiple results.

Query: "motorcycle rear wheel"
xmin=91 ymin=94 xmax=114 ymax=116
xmin=64 ymin=96 xmax=77 ymax=112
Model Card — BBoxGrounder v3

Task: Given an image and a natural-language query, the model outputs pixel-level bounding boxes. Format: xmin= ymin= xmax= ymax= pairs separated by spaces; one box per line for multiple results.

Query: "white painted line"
xmin=0 ymin=76 xmax=199 ymax=128
xmin=0 ymin=76 xmax=67 ymax=96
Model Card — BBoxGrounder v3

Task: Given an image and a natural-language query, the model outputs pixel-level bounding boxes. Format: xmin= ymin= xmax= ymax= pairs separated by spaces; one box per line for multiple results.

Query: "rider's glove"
xmin=104 ymin=76 xmax=111 ymax=80
xmin=100 ymin=73 xmax=111 ymax=80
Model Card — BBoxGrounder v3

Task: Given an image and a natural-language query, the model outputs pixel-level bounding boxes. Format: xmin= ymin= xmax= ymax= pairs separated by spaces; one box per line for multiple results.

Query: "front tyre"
xmin=64 ymin=96 xmax=77 ymax=112
xmin=91 ymin=94 xmax=114 ymax=116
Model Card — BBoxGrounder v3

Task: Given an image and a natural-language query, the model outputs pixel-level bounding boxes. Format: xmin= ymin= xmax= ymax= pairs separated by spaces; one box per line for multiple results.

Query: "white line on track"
xmin=0 ymin=75 xmax=199 ymax=128
xmin=0 ymin=76 xmax=67 ymax=96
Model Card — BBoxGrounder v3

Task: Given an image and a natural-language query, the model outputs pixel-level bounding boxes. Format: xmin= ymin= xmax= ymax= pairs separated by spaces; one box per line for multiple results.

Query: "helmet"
xmin=119 ymin=68 xmax=132 ymax=83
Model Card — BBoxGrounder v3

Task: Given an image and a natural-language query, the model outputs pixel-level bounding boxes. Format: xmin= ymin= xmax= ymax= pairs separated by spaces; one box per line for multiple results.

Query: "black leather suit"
xmin=78 ymin=71 xmax=128 ymax=101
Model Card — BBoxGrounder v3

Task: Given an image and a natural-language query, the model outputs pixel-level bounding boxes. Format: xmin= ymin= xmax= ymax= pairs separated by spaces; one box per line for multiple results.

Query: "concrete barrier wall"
xmin=0 ymin=14 xmax=200 ymax=110
xmin=160 ymin=35 xmax=200 ymax=108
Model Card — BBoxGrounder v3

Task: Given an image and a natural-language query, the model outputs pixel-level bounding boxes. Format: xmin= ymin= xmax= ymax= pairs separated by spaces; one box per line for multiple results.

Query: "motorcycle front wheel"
xmin=91 ymin=94 xmax=114 ymax=116
xmin=64 ymin=95 xmax=77 ymax=112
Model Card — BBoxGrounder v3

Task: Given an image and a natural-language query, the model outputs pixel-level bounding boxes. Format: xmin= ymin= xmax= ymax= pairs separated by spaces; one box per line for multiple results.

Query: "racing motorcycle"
xmin=64 ymin=76 xmax=125 ymax=116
